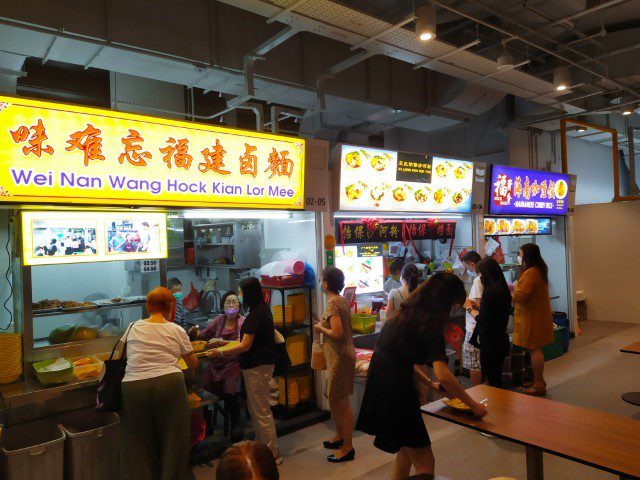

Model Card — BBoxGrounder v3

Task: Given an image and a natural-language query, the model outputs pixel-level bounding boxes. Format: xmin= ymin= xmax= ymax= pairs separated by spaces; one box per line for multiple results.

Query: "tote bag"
xmin=96 ymin=322 xmax=135 ymax=412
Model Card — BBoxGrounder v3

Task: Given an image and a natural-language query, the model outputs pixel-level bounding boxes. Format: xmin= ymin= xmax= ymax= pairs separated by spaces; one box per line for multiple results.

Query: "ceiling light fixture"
xmin=496 ymin=40 xmax=513 ymax=71
xmin=553 ymin=66 xmax=570 ymax=91
xmin=415 ymin=4 xmax=436 ymax=41
xmin=622 ymin=104 xmax=635 ymax=115
xmin=576 ymin=126 xmax=587 ymax=132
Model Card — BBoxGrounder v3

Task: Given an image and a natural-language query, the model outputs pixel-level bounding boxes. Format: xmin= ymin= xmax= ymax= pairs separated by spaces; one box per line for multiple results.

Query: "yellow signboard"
xmin=0 ymin=95 xmax=305 ymax=209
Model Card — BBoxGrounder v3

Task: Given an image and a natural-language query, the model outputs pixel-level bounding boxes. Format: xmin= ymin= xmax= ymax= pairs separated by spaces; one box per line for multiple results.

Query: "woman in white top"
xmin=119 ymin=287 xmax=199 ymax=480
xmin=461 ymin=251 xmax=484 ymax=386
xmin=386 ymin=263 xmax=419 ymax=319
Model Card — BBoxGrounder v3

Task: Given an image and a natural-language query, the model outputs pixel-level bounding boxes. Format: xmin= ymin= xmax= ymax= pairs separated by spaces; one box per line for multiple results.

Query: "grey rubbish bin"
xmin=1 ymin=418 xmax=65 ymax=480
xmin=55 ymin=408 xmax=119 ymax=480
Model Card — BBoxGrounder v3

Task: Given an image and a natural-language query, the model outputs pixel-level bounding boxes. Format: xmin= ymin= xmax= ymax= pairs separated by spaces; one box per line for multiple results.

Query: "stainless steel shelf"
xmin=33 ymin=300 xmax=146 ymax=318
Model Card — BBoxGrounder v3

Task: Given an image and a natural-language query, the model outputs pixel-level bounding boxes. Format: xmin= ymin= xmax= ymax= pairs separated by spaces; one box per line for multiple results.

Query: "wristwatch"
xmin=466 ymin=307 xmax=474 ymax=314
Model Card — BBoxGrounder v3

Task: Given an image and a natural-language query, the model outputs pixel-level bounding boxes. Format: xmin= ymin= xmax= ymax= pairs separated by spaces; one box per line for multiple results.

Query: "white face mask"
xmin=517 ymin=256 xmax=523 ymax=265
xmin=467 ymin=269 xmax=476 ymax=278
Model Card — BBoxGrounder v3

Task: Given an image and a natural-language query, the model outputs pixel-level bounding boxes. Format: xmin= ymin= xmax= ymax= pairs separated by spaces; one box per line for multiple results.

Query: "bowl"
xmin=191 ymin=340 xmax=208 ymax=353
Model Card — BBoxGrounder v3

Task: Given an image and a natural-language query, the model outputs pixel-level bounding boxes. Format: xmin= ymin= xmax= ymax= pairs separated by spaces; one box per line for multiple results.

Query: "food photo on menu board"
xmin=334 ymin=244 xmax=384 ymax=294
xmin=484 ymin=217 xmax=552 ymax=236
xmin=490 ymin=165 xmax=569 ymax=215
xmin=339 ymin=145 xmax=474 ymax=213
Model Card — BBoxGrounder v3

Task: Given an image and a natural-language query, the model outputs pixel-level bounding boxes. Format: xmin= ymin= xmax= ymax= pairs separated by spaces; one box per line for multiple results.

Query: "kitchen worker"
xmin=384 ymin=258 xmax=405 ymax=295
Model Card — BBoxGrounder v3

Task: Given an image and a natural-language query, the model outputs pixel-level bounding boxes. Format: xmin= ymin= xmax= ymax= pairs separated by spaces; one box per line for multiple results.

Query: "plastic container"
xmin=1 ymin=418 xmax=65 ymax=480
xmin=351 ymin=314 xmax=377 ymax=334
xmin=0 ymin=333 xmax=22 ymax=385
xmin=54 ymin=408 xmax=119 ymax=480
xmin=552 ymin=312 xmax=570 ymax=352
xmin=261 ymin=274 xmax=304 ymax=287
xmin=286 ymin=293 xmax=307 ymax=322
xmin=70 ymin=355 xmax=105 ymax=381
xmin=285 ymin=334 xmax=309 ymax=366
xmin=542 ymin=326 xmax=565 ymax=361
xmin=272 ymin=305 xmax=294 ymax=328
xmin=33 ymin=358 xmax=75 ymax=386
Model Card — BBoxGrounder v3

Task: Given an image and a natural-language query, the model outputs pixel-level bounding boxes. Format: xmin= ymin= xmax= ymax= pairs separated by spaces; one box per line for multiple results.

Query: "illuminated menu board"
xmin=339 ymin=145 xmax=474 ymax=213
xmin=483 ymin=217 xmax=552 ymax=236
xmin=489 ymin=165 xmax=569 ymax=215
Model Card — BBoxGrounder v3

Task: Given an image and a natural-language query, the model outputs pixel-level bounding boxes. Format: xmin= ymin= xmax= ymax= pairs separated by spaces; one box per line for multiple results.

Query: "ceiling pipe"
xmin=536 ymin=41 xmax=640 ymax=76
xmin=523 ymin=3 xmax=603 ymax=48
xmin=429 ymin=0 xmax=640 ymax=100
xmin=465 ymin=0 xmax=605 ymax=68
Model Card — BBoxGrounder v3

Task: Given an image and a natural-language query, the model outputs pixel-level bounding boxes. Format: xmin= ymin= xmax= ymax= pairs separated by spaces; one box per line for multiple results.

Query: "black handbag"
xmin=96 ymin=322 xmax=135 ymax=412
xmin=273 ymin=329 xmax=292 ymax=377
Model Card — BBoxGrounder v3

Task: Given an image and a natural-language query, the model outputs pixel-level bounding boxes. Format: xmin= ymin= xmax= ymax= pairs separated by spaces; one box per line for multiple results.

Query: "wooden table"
xmin=422 ymin=385 xmax=640 ymax=480
xmin=621 ymin=341 xmax=640 ymax=355
xmin=620 ymin=341 xmax=640 ymax=405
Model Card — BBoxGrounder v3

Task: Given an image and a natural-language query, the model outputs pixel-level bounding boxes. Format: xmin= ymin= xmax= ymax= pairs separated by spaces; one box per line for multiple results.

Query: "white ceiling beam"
xmin=350 ymin=15 xmax=416 ymax=52
xmin=267 ymin=0 xmax=312 ymax=24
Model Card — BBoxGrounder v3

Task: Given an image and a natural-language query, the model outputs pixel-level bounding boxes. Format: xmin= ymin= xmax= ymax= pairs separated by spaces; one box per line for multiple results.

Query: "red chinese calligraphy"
xmin=493 ymin=173 xmax=514 ymax=206
xmin=239 ymin=143 xmax=258 ymax=178
xmin=264 ymin=148 xmax=294 ymax=179
xmin=119 ymin=129 xmax=151 ymax=167
xmin=10 ymin=119 xmax=54 ymax=157
xmin=200 ymin=139 xmax=230 ymax=175
xmin=66 ymin=124 xmax=105 ymax=166
xmin=160 ymin=138 xmax=193 ymax=170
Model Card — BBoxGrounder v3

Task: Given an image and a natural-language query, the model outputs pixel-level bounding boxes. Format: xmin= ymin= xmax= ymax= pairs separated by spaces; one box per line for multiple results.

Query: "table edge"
xmin=421 ymin=406 xmax=640 ymax=480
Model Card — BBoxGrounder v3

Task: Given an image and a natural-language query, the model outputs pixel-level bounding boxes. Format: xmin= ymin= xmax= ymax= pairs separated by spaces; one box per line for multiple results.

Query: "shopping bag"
xmin=96 ymin=322 xmax=135 ymax=412
xmin=444 ymin=322 xmax=464 ymax=353
xmin=183 ymin=282 xmax=200 ymax=311
xmin=311 ymin=337 xmax=327 ymax=371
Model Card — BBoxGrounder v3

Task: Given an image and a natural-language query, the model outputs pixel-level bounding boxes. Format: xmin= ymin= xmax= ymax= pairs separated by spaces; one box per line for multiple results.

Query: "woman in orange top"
xmin=512 ymin=243 xmax=554 ymax=396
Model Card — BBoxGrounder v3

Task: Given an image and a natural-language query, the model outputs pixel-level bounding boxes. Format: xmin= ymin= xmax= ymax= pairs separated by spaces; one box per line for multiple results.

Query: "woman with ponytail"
xmin=386 ymin=263 xmax=420 ymax=319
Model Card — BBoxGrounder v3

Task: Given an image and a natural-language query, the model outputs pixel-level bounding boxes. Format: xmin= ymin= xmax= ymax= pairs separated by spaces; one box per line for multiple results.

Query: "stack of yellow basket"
xmin=286 ymin=293 xmax=307 ymax=322
xmin=272 ymin=305 xmax=294 ymax=328
xmin=286 ymin=333 xmax=309 ymax=366
xmin=0 ymin=333 xmax=22 ymax=384
xmin=278 ymin=373 xmax=312 ymax=407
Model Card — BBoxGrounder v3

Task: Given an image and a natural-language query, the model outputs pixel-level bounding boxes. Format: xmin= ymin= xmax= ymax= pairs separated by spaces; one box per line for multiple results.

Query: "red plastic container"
xmin=261 ymin=274 xmax=304 ymax=287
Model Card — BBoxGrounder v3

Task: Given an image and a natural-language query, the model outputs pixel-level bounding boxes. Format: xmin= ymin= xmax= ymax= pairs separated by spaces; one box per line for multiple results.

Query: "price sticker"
xmin=139 ymin=259 xmax=159 ymax=273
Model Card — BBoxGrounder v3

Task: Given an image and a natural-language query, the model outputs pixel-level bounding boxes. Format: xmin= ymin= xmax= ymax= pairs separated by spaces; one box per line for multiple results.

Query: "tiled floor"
xmin=194 ymin=320 xmax=640 ymax=480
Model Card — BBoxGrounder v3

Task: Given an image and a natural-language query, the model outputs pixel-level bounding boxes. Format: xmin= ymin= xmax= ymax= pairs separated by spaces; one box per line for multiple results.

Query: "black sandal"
xmin=323 ymin=439 xmax=344 ymax=449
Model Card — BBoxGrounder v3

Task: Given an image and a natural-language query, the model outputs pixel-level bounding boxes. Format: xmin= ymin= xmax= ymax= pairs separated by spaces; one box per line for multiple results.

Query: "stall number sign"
xmin=0 ymin=95 xmax=304 ymax=209
xmin=304 ymin=169 xmax=329 ymax=212
xmin=140 ymin=259 xmax=159 ymax=273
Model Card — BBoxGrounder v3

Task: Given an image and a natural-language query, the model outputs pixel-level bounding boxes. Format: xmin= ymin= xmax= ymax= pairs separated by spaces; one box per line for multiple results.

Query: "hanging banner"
xmin=337 ymin=218 xmax=456 ymax=245
xmin=0 ymin=95 xmax=305 ymax=209
xmin=489 ymin=165 xmax=569 ymax=215
xmin=338 ymin=145 xmax=474 ymax=213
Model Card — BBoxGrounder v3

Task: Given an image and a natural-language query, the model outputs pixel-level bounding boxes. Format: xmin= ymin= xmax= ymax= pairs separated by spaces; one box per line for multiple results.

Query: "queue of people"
xmin=115 ymin=242 xmax=555 ymax=478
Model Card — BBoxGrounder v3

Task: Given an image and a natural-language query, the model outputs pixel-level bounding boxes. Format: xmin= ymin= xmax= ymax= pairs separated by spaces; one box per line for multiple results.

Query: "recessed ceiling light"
xmin=553 ymin=66 xmax=570 ymax=92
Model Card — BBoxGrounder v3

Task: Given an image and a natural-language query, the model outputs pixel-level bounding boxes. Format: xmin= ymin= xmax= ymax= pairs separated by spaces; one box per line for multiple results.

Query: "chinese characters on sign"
xmin=337 ymin=219 xmax=456 ymax=245
xmin=490 ymin=165 xmax=569 ymax=216
xmin=0 ymin=95 xmax=305 ymax=209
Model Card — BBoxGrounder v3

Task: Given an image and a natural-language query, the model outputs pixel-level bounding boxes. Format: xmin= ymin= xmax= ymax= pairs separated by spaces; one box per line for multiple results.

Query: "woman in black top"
xmin=465 ymin=257 xmax=512 ymax=388
xmin=208 ymin=277 xmax=281 ymax=464
xmin=356 ymin=273 xmax=487 ymax=480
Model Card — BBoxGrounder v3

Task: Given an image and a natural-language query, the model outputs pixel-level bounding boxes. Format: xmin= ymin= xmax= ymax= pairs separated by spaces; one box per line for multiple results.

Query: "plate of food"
xmin=370 ymin=154 xmax=389 ymax=171
xmin=345 ymin=182 xmax=367 ymax=201
xmin=484 ymin=219 xmax=496 ymax=235
xmin=443 ymin=397 xmax=487 ymax=411
xmin=526 ymin=219 xmax=538 ymax=234
xmin=555 ymin=179 xmax=568 ymax=199
xmin=344 ymin=150 xmax=363 ymax=169
xmin=497 ymin=218 xmax=511 ymax=234
xmin=191 ymin=340 xmax=208 ymax=353
xmin=451 ymin=189 xmax=470 ymax=206
xmin=392 ymin=186 xmax=407 ymax=203
xmin=33 ymin=299 xmax=62 ymax=313
xmin=60 ymin=301 xmax=98 ymax=311
xmin=511 ymin=219 xmax=525 ymax=234
xmin=219 ymin=340 xmax=240 ymax=351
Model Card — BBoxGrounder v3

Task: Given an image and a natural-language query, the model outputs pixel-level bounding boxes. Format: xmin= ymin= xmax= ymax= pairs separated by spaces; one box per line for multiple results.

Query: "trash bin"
xmin=542 ymin=325 xmax=565 ymax=361
xmin=1 ymin=418 xmax=65 ymax=480
xmin=55 ymin=408 xmax=119 ymax=480
xmin=552 ymin=312 xmax=570 ymax=352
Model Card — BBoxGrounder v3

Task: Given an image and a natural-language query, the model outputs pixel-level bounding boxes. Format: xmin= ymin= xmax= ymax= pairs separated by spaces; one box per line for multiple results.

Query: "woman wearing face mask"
xmin=206 ymin=277 xmax=281 ymax=464
xmin=459 ymin=251 xmax=483 ymax=386
xmin=167 ymin=278 xmax=187 ymax=329
xmin=189 ymin=292 xmax=245 ymax=440
xmin=513 ymin=243 xmax=554 ymax=396
xmin=313 ymin=267 xmax=356 ymax=463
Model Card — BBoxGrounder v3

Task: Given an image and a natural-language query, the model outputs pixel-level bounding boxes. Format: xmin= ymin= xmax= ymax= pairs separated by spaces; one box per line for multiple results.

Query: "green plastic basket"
xmin=542 ymin=326 xmax=565 ymax=361
xmin=33 ymin=359 xmax=75 ymax=386
xmin=351 ymin=313 xmax=377 ymax=334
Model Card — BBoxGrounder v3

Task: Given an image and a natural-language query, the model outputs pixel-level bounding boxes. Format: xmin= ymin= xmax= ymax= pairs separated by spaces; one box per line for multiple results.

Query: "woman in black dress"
xmin=465 ymin=257 xmax=512 ymax=388
xmin=356 ymin=273 xmax=488 ymax=480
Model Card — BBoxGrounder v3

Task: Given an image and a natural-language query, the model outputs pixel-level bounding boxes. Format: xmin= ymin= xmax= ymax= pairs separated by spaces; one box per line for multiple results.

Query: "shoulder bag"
xmin=96 ymin=321 xmax=136 ymax=412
